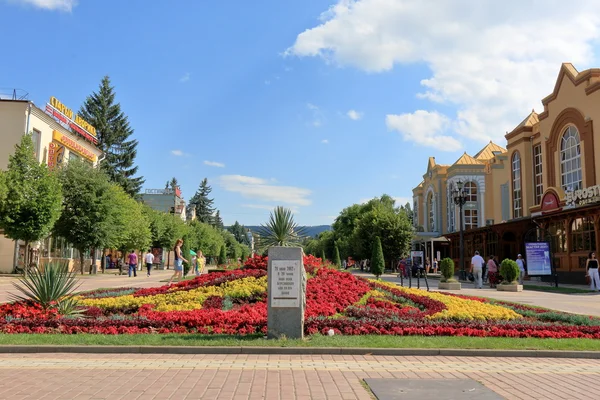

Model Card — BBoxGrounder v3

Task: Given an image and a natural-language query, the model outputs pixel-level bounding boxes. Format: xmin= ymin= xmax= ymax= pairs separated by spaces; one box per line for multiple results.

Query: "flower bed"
xmin=2 ymin=254 xmax=600 ymax=338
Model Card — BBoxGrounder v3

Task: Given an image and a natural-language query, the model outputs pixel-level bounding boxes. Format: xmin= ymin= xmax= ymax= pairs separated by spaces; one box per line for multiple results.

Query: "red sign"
xmin=540 ymin=191 xmax=561 ymax=212
xmin=45 ymin=104 xmax=98 ymax=144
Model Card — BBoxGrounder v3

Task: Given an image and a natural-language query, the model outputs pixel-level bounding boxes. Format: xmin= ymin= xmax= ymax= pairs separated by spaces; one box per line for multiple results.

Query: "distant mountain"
xmin=243 ymin=225 xmax=331 ymax=238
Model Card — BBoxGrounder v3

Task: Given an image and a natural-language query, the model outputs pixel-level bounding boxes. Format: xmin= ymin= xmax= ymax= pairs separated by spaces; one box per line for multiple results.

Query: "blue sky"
xmin=1 ymin=0 xmax=600 ymax=226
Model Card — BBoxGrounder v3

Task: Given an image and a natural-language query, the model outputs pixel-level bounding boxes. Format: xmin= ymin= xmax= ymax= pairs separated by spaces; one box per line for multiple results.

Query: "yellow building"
xmin=412 ymin=63 xmax=600 ymax=283
xmin=0 ymin=96 xmax=102 ymax=273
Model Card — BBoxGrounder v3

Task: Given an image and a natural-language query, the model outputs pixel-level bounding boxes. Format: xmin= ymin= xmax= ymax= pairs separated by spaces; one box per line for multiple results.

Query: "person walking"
xmin=196 ymin=250 xmax=206 ymax=276
xmin=127 ymin=250 xmax=138 ymax=278
xmin=516 ymin=254 xmax=526 ymax=284
xmin=145 ymin=249 xmax=154 ymax=277
xmin=586 ymin=251 xmax=600 ymax=291
xmin=168 ymin=239 xmax=188 ymax=285
xmin=487 ymin=255 xmax=498 ymax=288
xmin=470 ymin=250 xmax=485 ymax=289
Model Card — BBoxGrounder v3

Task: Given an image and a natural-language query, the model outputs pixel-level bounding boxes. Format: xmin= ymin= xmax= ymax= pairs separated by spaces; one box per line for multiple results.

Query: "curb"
xmin=0 ymin=345 xmax=598 ymax=358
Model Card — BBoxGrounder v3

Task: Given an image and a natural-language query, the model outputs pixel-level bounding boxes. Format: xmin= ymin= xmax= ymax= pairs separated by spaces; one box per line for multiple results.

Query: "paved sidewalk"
xmin=352 ymin=270 xmax=600 ymax=317
xmin=0 ymin=353 xmax=598 ymax=399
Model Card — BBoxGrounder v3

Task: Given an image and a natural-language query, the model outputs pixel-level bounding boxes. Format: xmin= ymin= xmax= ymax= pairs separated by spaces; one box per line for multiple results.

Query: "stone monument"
xmin=267 ymin=246 xmax=306 ymax=339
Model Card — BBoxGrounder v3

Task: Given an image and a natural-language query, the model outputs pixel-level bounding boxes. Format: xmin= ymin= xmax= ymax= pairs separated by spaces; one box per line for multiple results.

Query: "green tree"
xmin=320 ymin=249 xmax=326 ymax=264
xmin=333 ymin=243 xmax=341 ymax=268
xmin=258 ymin=206 xmax=305 ymax=248
xmin=117 ymin=195 xmax=151 ymax=256
xmin=189 ymin=178 xmax=215 ymax=224
xmin=54 ymin=161 xmax=122 ymax=274
xmin=0 ymin=134 xmax=62 ymax=273
xmin=169 ymin=177 xmax=178 ymax=191
xmin=227 ymin=221 xmax=249 ymax=244
xmin=371 ymin=236 xmax=385 ymax=278
xmin=218 ymin=245 xmax=227 ymax=265
xmin=181 ymin=233 xmax=192 ymax=275
xmin=213 ymin=210 xmax=224 ymax=230
xmin=78 ymin=76 xmax=144 ymax=197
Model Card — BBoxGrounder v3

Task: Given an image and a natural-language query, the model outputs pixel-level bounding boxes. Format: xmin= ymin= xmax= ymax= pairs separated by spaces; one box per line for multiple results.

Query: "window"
xmin=533 ymin=145 xmax=543 ymax=205
xmin=31 ymin=130 xmax=41 ymax=160
xmin=428 ymin=193 xmax=435 ymax=231
xmin=486 ymin=231 xmax=498 ymax=257
xmin=464 ymin=182 xmax=477 ymax=202
xmin=571 ymin=217 xmax=595 ymax=253
xmin=413 ymin=200 xmax=418 ymax=227
xmin=548 ymin=221 xmax=567 ymax=253
xmin=69 ymin=151 xmax=81 ymax=162
xmin=560 ymin=126 xmax=582 ymax=191
xmin=464 ymin=209 xmax=478 ymax=230
xmin=512 ymin=152 xmax=522 ymax=218
xmin=463 ymin=182 xmax=478 ymax=230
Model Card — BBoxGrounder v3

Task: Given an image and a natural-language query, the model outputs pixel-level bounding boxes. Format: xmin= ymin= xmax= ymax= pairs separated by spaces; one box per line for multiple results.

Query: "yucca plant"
xmin=258 ymin=206 xmax=306 ymax=248
xmin=10 ymin=262 xmax=81 ymax=310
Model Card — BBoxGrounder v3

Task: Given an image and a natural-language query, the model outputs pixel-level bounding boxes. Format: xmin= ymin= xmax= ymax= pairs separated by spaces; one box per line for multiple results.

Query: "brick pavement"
xmin=0 ymin=353 xmax=598 ymax=399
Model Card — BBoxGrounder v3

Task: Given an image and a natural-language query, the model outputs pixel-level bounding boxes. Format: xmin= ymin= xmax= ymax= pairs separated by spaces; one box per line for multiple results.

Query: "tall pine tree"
xmin=188 ymin=178 xmax=215 ymax=223
xmin=79 ymin=76 xmax=144 ymax=197
xmin=213 ymin=210 xmax=223 ymax=230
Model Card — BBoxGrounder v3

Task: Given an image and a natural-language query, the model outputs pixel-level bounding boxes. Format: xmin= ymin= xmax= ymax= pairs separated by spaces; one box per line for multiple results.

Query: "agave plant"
xmin=258 ymin=206 xmax=306 ymax=248
xmin=10 ymin=262 xmax=81 ymax=311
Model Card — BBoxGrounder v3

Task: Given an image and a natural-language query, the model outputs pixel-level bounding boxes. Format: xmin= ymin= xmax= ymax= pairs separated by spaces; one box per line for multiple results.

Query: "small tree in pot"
xmin=438 ymin=257 xmax=461 ymax=290
xmin=498 ymin=258 xmax=522 ymax=291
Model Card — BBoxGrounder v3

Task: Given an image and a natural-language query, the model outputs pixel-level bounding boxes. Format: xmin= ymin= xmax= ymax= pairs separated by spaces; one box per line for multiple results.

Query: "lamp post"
xmin=453 ymin=180 xmax=467 ymax=281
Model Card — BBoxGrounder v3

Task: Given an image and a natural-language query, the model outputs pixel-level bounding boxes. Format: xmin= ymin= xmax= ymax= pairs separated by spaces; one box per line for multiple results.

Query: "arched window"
xmin=571 ymin=217 xmax=595 ymax=253
xmin=428 ymin=192 xmax=435 ymax=231
xmin=560 ymin=126 xmax=582 ymax=191
xmin=512 ymin=152 xmax=522 ymax=218
xmin=463 ymin=182 xmax=478 ymax=230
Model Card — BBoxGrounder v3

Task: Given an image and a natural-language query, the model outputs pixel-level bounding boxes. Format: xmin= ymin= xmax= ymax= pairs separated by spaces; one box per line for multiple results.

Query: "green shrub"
xmin=10 ymin=262 xmax=81 ymax=310
xmin=218 ymin=245 xmax=227 ymax=265
xmin=439 ymin=258 xmax=455 ymax=282
xmin=371 ymin=236 xmax=385 ymax=278
xmin=500 ymin=259 xmax=520 ymax=283
xmin=333 ymin=244 xmax=341 ymax=268
xmin=320 ymin=249 xmax=326 ymax=264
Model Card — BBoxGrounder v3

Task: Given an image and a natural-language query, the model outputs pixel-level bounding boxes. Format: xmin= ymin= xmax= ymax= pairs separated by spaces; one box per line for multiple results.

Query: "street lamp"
xmin=453 ymin=180 xmax=467 ymax=280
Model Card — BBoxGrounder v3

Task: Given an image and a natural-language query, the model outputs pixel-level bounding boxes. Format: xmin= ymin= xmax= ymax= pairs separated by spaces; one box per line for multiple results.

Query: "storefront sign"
xmin=145 ymin=188 xmax=182 ymax=197
xmin=540 ymin=191 xmax=561 ymax=212
xmin=410 ymin=251 xmax=424 ymax=267
xmin=270 ymin=260 xmax=301 ymax=308
xmin=565 ymin=185 xmax=600 ymax=207
xmin=52 ymin=131 xmax=97 ymax=162
xmin=47 ymin=142 xmax=65 ymax=169
xmin=525 ymin=242 xmax=552 ymax=276
xmin=45 ymin=96 xmax=98 ymax=144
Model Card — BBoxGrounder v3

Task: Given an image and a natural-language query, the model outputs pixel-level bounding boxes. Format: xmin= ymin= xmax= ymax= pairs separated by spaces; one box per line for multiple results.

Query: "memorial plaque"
xmin=271 ymin=260 xmax=300 ymax=308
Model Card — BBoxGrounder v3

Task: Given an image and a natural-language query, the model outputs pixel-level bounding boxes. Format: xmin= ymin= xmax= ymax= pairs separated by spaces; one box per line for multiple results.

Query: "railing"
xmin=0 ymin=88 xmax=29 ymax=100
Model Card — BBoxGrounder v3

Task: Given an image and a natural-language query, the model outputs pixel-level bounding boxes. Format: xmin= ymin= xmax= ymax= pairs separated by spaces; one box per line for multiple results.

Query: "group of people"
xmin=470 ymin=251 xmax=526 ymax=289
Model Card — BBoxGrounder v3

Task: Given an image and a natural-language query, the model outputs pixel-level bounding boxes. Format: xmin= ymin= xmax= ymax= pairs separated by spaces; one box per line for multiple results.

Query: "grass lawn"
xmin=1 ymin=334 xmax=600 ymax=351
xmin=524 ymin=284 xmax=593 ymax=294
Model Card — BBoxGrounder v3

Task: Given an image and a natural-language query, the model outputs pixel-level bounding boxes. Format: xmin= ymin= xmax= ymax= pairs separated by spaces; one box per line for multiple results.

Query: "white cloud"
xmin=179 ymin=72 xmax=190 ymax=83
xmin=347 ymin=109 xmax=363 ymax=120
xmin=386 ymin=110 xmax=462 ymax=152
xmin=219 ymin=175 xmax=312 ymax=206
xmin=306 ymin=103 xmax=325 ymax=127
xmin=203 ymin=160 xmax=225 ymax=168
xmin=171 ymin=150 xmax=184 ymax=156
xmin=286 ymin=0 xmax=600 ymax=146
xmin=321 ymin=139 xmax=329 ymax=144
xmin=14 ymin=0 xmax=76 ymax=11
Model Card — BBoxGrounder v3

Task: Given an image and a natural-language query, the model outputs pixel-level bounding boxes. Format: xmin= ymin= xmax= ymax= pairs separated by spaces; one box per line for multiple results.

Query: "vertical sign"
xmin=410 ymin=251 xmax=424 ymax=267
xmin=524 ymin=242 xmax=552 ymax=276
xmin=436 ymin=251 xmax=441 ymax=261
xmin=270 ymin=260 xmax=300 ymax=307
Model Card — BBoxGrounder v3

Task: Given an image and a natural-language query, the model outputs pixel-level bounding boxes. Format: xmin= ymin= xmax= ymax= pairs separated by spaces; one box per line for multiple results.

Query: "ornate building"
xmin=412 ymin=63 xmax=600 ymax=283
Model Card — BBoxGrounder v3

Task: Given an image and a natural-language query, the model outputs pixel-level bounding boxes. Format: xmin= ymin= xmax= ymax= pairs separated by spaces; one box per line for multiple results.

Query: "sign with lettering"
xmin=47 ymin=142 xmax=65 ymax=169
xmin=270 ymin=260 xmax=301 ymax=308
xmin=144 ymin=188 xmax=182 ymax=197
xmin=45 ymin=96 xmax=98 ymax=144
xmin=525 ymin=242 xmax=552 ymax=276
xmin=52 ymin=131 xmax=97 ymax=162
xmin=565 ymin=185 xmax=600 ymax=207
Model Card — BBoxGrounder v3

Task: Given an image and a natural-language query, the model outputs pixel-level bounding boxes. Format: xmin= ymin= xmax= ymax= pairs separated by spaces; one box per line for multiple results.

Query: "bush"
xmin=10 ymin=262 xmax=80 ymax=310
xmin=500 ymin=259 xmax=520 ymax=283
xmin=439 ymin=258 xmax=455 ymax=282
xmin=320 ymin=249 xmax=326 ymax=265
xmin=333 ymin=244 xmax=341 ymax=268
xmin=371 ymin=236 xmax=385 ymax=278
xmin=218 ymin=245 xmax=227 ymax=266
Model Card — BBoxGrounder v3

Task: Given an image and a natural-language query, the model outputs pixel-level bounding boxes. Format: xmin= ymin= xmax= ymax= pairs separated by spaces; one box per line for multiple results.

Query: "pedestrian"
xmin=425 ymin=257 xmax=431 ymax=274
xmin=487 ymin=255 xmax=498 ymax=288
xmin=470 ymin=250 xmax=485 ymax=289
xmin=196 ymin=250 xmax=206 ymax=276
xmin=168 ymin=239 xmax=188 ymax=285
xmin=586 ymin=251 xmax=600 ymax=291
xmin=190 ymin=253 xmax=197 ymax=277
xmin=516 ymin=254 xmax=526 ymax=284
xmin=105 ymin=253 xmax=111 ymax=270
xmin=145 ymin=249 xmax=154 ymax=277
xmin=343 ymin=259 xmax=347 ymax=270
xmin=433 ymin=259 xmax=438 ymax=274
xmin=127 ymin=250 xmax=138 ymax=278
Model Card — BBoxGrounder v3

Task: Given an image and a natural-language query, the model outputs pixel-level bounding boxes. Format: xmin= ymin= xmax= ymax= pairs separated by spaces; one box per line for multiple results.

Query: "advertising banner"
xmin=410 ymin=251 xmax=424 ymax=268
xmin=524 ymin=242 xmax=552 ymax=276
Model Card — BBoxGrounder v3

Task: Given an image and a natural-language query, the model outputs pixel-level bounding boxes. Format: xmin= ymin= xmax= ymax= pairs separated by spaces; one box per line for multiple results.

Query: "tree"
xmin=333 ymin=243 xmax=341 ymax=268
xmin=181 ymin=233 xmax=192 ymax=275
xmin=218 ymin=245 xmax=227 ymax=265
xmin=169 ymin=177 xmax=178 ymax=191
xmin=78 ymin=76 xmax=144 ymax=197
xmin=187 ymin=220 xmax=225 ymax=261
xmin=228 ymin=221 xmax=249 ymax=244
xmin=213 ymin=210 xmax=223 ymax=230
xmin=371 ymin=236 xmax=385 ymax=278
xmin=258 ymin=206 xmax=305 ymax=248
xmin=54 ymin=161 xmax=123 ymax=274
xmin=0 ymin=134 xmax=62 ymax=273
xmin=189 ymin=178 xmax=215 ymax=224
xmin=320 ymin=249 xmax=326 ymax=264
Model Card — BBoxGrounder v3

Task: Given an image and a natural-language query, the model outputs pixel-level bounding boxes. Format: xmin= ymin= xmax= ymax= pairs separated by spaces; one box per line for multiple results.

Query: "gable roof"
xmin=474 ymin=141 xmax=507 ymax=161
xmin=453 ymin=152 xmax=483 ymax=166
